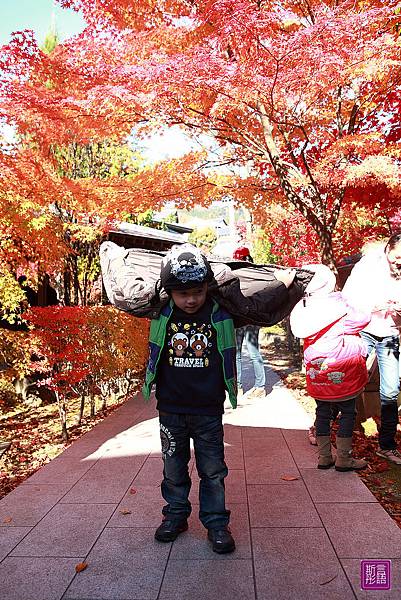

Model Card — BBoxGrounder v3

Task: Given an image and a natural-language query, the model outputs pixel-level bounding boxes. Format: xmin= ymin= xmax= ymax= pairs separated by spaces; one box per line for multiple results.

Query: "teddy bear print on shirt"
xmin=169 ymin=322 xmax=212 ymax=368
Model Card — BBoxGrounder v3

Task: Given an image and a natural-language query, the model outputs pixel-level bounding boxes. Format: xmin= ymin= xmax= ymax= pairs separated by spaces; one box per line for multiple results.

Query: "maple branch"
xmin=277 ymin=125 xmax=301 ymax=171
xmin=327 ymin=189 xmax=345 ymax=232
xmin=347 ymin=81 xmax=361 ymax=135
xmin=295 ymin=0 xmax=316 ymax=25
xmin=353 ymin=73 xmax=401 ymax=131
xmin=148 ymin=182 xmax=217 ymax=201
xmin=181 ymin=103 xmax=268 ymax=157
xmin=298 ymin=125 xmax=324 ymax=207
xmin=336 ymin=86 xmax=344 ymax=138
xmin=257 ymin=100 xmax=319 ymax=222
xmin=197 ymin=158 xmax=237 ymax=170
xmin=269 ymin=57 xmax=281 ymax=115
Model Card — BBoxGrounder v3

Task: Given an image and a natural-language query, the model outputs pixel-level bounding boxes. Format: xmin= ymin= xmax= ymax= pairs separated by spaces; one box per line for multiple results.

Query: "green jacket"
xmin=142 ymin=298 xmax=238 ymax=408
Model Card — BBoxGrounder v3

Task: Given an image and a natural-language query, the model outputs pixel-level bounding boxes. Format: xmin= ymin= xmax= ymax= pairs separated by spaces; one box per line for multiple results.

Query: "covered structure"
xmin=107 ymin=222 xmax=190 ymax=252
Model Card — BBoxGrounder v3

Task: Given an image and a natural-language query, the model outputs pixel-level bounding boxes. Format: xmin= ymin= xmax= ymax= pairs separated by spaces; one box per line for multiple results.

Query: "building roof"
xmin=109 ymin=222 xmax=185 ymax=244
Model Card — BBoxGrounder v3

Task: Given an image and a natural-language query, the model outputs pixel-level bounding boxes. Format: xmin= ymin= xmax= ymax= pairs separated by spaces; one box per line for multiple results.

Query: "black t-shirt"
xmin=156 ymin=298 xmax=226 ymax=415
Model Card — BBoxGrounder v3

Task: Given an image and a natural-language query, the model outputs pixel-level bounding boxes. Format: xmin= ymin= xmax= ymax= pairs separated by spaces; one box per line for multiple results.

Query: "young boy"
xmin=142 ymin=243 xmax=295 ymax=553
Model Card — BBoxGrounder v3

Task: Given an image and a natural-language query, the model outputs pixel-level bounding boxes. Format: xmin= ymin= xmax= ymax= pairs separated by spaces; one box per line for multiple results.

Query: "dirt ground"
xmin=0 ymin=383 xmax=141 ymax=500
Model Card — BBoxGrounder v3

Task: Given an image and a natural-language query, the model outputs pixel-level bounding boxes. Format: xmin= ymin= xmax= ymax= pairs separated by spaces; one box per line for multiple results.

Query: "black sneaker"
xmin=154 ymin=518 xmax=188 ymax=542
xmin=207 ymin=526 xmax=236 ymax=554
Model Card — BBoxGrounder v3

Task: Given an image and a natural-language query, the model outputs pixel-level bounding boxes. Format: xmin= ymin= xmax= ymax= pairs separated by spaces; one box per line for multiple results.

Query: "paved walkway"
xmin=1 ymin=354 xmax=401 ymax=600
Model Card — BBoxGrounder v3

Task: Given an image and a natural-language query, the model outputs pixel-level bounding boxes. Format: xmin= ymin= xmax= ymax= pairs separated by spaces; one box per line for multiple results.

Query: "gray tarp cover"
xmin=100 ymin=241 xmax=314 ymax=326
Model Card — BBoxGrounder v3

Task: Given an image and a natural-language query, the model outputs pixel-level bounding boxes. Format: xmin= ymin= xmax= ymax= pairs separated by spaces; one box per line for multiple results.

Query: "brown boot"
xmin=335 ymin=437 xmax=367 ymax=472
xmin=316 ymin=436 xmax=335 ymax=469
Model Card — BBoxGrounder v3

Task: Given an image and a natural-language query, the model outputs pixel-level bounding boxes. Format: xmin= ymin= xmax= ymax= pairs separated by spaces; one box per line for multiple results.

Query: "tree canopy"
xmin=1 ymin=0 xmax=400 ymax=280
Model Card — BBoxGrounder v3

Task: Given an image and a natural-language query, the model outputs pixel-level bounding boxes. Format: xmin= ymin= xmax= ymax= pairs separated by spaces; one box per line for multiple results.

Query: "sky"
xmin=0 ymin=0 xmax=86 ymax=46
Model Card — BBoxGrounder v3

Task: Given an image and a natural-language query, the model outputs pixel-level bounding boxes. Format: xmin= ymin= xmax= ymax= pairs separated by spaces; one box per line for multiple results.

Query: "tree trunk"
xmin=77 ymin=393 xmax=85 ymax=425
xmin=63 ymin=267 xmax=71 ymax=306
xmin=56 ymin=392 xmax=69 ymax=441
xmin=314 ymin=224 xmax=337 ymax=270
xmin=100 ymin=382 xmax=108 ymax=411
xmin=71 ymin=255 xmax=79 ymax=305
xmin=90 ymin=391 xmax=96 ymax=417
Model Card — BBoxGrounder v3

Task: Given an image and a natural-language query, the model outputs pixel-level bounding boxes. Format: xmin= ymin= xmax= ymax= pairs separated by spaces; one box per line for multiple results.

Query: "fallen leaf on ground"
xmin=75 ymin=562 xmax=88 ymax=573
xmin=130 ymin=488 xmax=137 ymax=494
xmin=369 ymin=478 xmax=383 ymax=487
xmin=375 ymin=462 xmax=390 ymax=473
xmin=320 ymin=574 xmax=338 ymax=586
xmin=3 ymin=517 xmax=12 ymax=524
xmin=119 ymin=509 xmax=132 ymax=515
xmin=281 ymin=475 xmax=299 ymax=481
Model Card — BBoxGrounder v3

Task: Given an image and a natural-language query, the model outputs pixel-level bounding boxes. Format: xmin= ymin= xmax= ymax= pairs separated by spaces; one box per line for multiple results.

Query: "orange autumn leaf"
xmin=119 ymin=509 xmax=132 ymax=515
xmin=75 ymin=562 xmax=88 ymax=573
xmin=129 ymin=488 xmax=137 ymax=495
xmin=3 ymin=517 xmax=12 ymax=524
xmin=281 ymin=475 xmax=299 ymax=481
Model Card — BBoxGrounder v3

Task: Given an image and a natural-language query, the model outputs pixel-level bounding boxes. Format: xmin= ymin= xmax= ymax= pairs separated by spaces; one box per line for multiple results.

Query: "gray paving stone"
xmin=252 ymin=527 xmax=355 ymax=599
xmin=223 ymin=443 xmax=244 ymax=468
xmin=60 ymin=456 xmax=146 ymax=504
xmin=3 ymin=385 xmax=401 ymax=600
xmin=342 ymin=558 xmax=401 ymax=599
xmin=170 ymin=504 xmax=251 ymax=560
xmin=59 ymin=441 xmax=108 ymax=460
xmin=0 ymin=526 xmax=31 ymax=561
xmin=58 ymin=402 xmax=150 ymax=461
xmin=11 ymin=503 xmax=115 ymax=557
xmin=108 ymin=486 xmax=163 ymax=528
xmin=132 ymin=457 xmax=163 ymax=486
xmin=64 ymin=527 xmax=169 ymax=600
xmin=245 ymin=458 xmax=300 ymax=484
xmin=243 ymin=440 xmax=295 ymax=461
xmin=23 ymin=456 xmax=95 ymax=485
xmin=244 ymin=442 xmax=296 ymax=459
xmin=0 ymin=557 xmax=78 ymax=600
xmin=222 ymin=423 xmax=243 ymax=443
xmin=242 ymin=426 xmax=285 ymax=441
xmin=0 ymin=483 xmax=70 ymax=527
xmin=190 ymin=469 xmax=246 ymax=504
xmin=317 ymin=503 xmax=401 ymax=558
xmin=159 ymin=559 xmax=255 ymax=600
xmin=282 ymin=428 xmax=319 ymax=468
xmin=104 ymin=416 xmax=159 ymax=457
xmin=301 ymin=468 xmax=377 ymax=503
xmin=248 ymin=482 xmax=322 ymax=527
xmin=149 ymin=448 xmax=163 ymax=458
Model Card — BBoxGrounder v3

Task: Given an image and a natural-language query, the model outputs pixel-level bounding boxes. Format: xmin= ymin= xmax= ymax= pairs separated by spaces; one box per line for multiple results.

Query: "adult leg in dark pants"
xmin=361 ymin=332 xmax=401 ymax=464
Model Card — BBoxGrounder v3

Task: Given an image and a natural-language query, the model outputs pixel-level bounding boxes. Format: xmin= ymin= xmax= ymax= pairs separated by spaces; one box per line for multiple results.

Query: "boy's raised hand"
xmin=273 ymin=268 xmax=296 ymax=288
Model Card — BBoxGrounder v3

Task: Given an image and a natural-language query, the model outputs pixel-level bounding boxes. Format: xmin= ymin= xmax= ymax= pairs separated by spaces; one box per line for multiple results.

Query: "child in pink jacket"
xmin=290 ymin=264 xmax=370 ymax=471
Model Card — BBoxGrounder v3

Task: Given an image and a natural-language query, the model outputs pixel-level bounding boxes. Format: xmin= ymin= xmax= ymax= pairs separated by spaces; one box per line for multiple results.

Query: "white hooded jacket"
xmin=290 ymin=265 xmax=370 ymax=401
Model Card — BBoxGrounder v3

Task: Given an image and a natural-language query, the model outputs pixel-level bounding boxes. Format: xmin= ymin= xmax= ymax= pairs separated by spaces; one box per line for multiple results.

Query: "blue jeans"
xmin=361 ymin=332 xmax=400 ymax=450
xmin=236 ymin=326 xmax=266 ymax=388
xmin=315 ymin=398 xmax=356 ymax=438
xmin=159 ymin=413 xmax=230 ymax=529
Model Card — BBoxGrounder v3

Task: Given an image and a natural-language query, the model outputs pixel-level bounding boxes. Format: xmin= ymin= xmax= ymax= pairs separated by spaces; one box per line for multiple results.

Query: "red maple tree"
xmin=1 ymin=0 xmax=400 ymax=279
